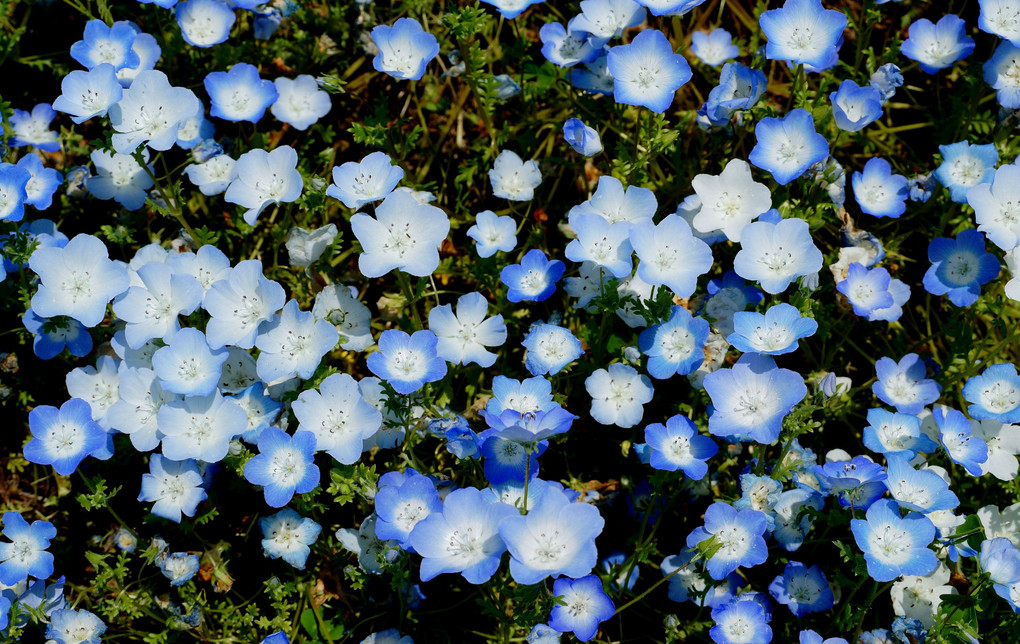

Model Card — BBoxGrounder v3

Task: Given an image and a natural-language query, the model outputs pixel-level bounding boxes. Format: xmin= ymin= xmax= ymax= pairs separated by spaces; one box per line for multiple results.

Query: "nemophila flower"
xmin=368 ymin=329 xmax=447 ymax=395
xmin=890 ymin=562 xmax=955 ymax=628
xmin=585 ymin=363 xmax=654 ymax=428
xmin=884 ymin=454 xmax=959 ymax=513
xmin=158 ymin=391 xmax=246 ymax=462
xmin=336 ymin=513 xmax=400 ymax=574
xmin=733 ymin=474 xmax=782 ymax=530
xmin=292 ymin=372 xmax=382 ymax=464
xmin=644 ymin=414 xmax=717 ymax=478
xmin=539 ymin=20 xmax=599 ymax=67
xmin=429 ymin=292 xmax=506 ymax=367
xmin=311 ymin=284 xmax=373 ymax=352
xmin=980 ymin=0 xmax=1020 ymax=44
xmin=224 ymin=146 xmax=303 ymax=225
xmin=968 ymin=164 xmax=1020 ymax=250
xmin=733 ymin=217 xmax=823 ymax=293
xmin=829 ymin=80 xmax=884 ymax=132
xmin=0 ymin=163 xmax=30 ymax=222
xmin=0 ymin=512 xmax=56 ymax=585
xmin=981 ymin=538 xmax=1020 ymax=593
xmin=749 ymin=109 xmax=829 ymax=186
xmin=922 ymin=229 xmax=999 ymax=307
xmin=371 ymin=17 xmax=439 ymax=81
xmin=727 ymin=304 xmax=817 ymax=355
xmin=25 ymin=398 xmax=106 ymax=475
xmin=467 ymin=210 xmax=517 ymax=258
xmin=351 ymin=189 xmax=449 ymax=278
xmin=17 ymin=155 xmax=63 ymax=211
xmin=46 ymin=608 xmax=107 ymax=644
xmin=107 ymin=366 xmax=178 ymax=451
xmin=971 ymin=418 xmax=1020 ymax=480
xmin=22 ymin=312 xmax=92 ymax=361
xmin=501 ymin=249 xmax=565 ymax=303
xmin=704 ymin=271 xmax=764 ymax=334
xmin=375 ymin=470 xmax=441 ymax=549
xmin=984 ymin=42 xmax=1020 ymax=109
xmin=9 ymin=104 xmax=60 ymax=151
xmin=286 ymin=224 xmax=338 ymax=269
xmin=901 ymin=15 xmax=975 ymax=74
xmin=255 ymin=300 xmax=338 ymax=384
xmin=963 ymin=363 xmax=1020 ymax=423
xmin=660 ymin=549 xmax=738 ymax=607
xmin=204 ymin=63 xmax=278 ymax=122
xmin=66 ymin=355 xmax=120 ymax=432
xmin=565 ymin=212 xmax=633 ymax=278
xmin=629 ymin=214 xmax=712 ymax=297
xmin=499 ymin=483 xmax=604 ymax=584
xmin=638 ymin=305 xmax=710 ymax=378
xmin=933 ymin=407 xmax=989 ymax=476
xmin=261 ymin=508 xmax=321 ymax=569
xmin=836 ymin=262 xmax=894 ymax=317
xmin=852 ymin=158 xmax=909 ymax=219
xmin=690 ymin=28 xmax=738 ymax=67
xmin=800 ymin=632 xmax=848 ymax=644
xmin=70 ymin=19 xmax=140 ymax=70
xmin=704 ymin=62 xmax=768 ymax=125
xmin=479 ymin=433 xmax=546 ymax=484
xmin=150 ymin=328 xmax=227 ymax=396
xmin=175 ymin=0 xmax=235 ymax=48
xmin=570 ymin=51 xmax=615 ymax=95
xmin=115 ymin=21 xmax=161 ymax=86
xmin=480 ymin=0 xmax=543 ymax=18
xmin=704 ymin=354 xmax=807 ymax=444
xmin=522 ymin=322 xmax=583 ymax=376
xmin=204 ymin=259 xmax=286 ymax=349
xmin=408 ymin=487 xmax=517 ymax=584
xmin=326 ymin=151 xmax=403 ymax=209
xmin=572 ymin=0 xmax=646 ymax=46
xmin=548 ymin=575 xmax=615 ymax=642
xmin=870 ymin=63 xmax=904 ymax=101
xmin=360 ymin=630 xmax=413 ymax=644
xmin=29 ymin=233 xmax=129 ymax=328
xmin=863 ymin=408 xmax=938 ymax=459
xmin=489 ymin=150 xmax=542 ymax=201
xmin=571 ymin=175 xmax=657 ymax=228
xmin=709 ymin=598 xmax=772 ymax=644
xmin=184 ymin=154 xmax=236 ymax=196
xmin=87 ymin=147 xmax=154 ymax=211
xmin=113 ymin=262 xmax=202 ymax=348
xmin=108 ymin=70 xmax=200 ymax=154
xmin=52 ymin=64 xmax=123 ymax=123
xmin=686 ymin=502 xmax=768 ymax=580
xmin=851 ymin=499 xmax=939 ymax=582
xmin=873 ymin=354 xmax=941 ymax=415
xmin=691 ymin=159 xmax=772 ymax=242
xmin=607 ymin=29 xmax=691 ymax=113
xmin=768 ymin=561 xmax=833 ymax=617
xmin=138 ymin=454 xmax=206 ymax=522
xmin=271 ymin=74 xmax=331 ymax=130
xmin=563 ymin=118 xmax=602 ymax=157
xmin=759 ymin=0 xmax=847 ymax=71
xmin=244 ymin=428 xmax=320 ymax=507
xmin=486 ymin=376 xmax=557 ymax=417
xmin=935 ymin=140 xmax=998 ymax=204
xmin=232 ymin=382 xmax=281 ymax=443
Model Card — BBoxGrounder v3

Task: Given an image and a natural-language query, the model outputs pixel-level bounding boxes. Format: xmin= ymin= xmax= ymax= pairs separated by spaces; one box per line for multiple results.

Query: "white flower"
xmin=891 ymin=563 xmax=955 ymax=628
xmin=428 ymin=292 xmax=507 ymax=368
xmin=489 ymin=150 xmax=541 ymax=201
xmin=691 ymin=159 xmax=772 ymax=242
xmin=286 ymin=224 xmax=338 ymax=268
xmin=585 ymin=363 xmax=654 ymax=428
xmin=312 ymin=284 xmax=374 ymax=352
xmin=971 ymin=418 xmax=1020 ymax=480
xmin=979 ymin=502 xmax=1020 ymax=547
xmin=66 ymin=355 xmax=121 ymax=429
xmin=108 ymin=70 xmax=200 ymax=154
xmin=336 ymin=515 xmax=399 ymax=574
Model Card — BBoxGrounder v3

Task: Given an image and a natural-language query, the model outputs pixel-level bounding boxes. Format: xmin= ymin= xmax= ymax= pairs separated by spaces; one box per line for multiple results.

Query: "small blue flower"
xmin=25 ymin=398 xmax=107 ymax=476
xmin=836 ymin=262 xmax=894 ymax=317
xmin=479 ymin=0 xmax=543 ymax=19
xmin=52 ymin=65 xmax=123 ymax=124
xmin=255 ymin=299 xmax=339 ymax=383
xmin=9 ymin=104 xmax=60 ymax=152
xmin=749 ymin=109 xmax=829 ymax=185
xmin=607 ymin=29 xmax=692 ymax=113
xmin=830 ymin=80 xmax=884 ymax=131
xmin=852 ymin=158 xmax=909 ymax=218
xmin=205 ymin=63 xmax=279 ymax=123
xmin=539 ymin=20 xmax=599 ymax=68
xmin=159 ymin=552 xmax=200 ymax=586
xmin=768 ymin=561 xmax=833 ymax=617
xmin=704 ymin=62 xmax=768 ymax=125
xmin=901 ymin=15 xmax=975 ymax=74
xmin=260 ymin=509 xmax=321 ymax=569
xmin=176 ymin=0 xmax=235 ymax=48
xmin=813 ymin=456 xmax=888 ymax=509
xmin=850 ymin=499 xmax=938 ymax=582
xmin=863 ymin=408 xmax=939 ymax=459
xmin=22 ymin=312 xmax=92 ymax=360
xmin=151 ymin=328 xmax=228 ymax=396
xmin=467 ymin=210 xmax=517 ymax=258
xmin=933 ymin=407 xmax=989 ymax=476
xmin=935 ymin=141 xmax=998 ymax=203
xmin=548 ymin=575 xmax=615 ymax=642
xmin=922 ymin=229 xmax=1000 ymax=307
xmin=872 ymin=353 xmax=941 ymax=414
xmin=244 ymin=428 xmax=320 ymax=507
xmin=709 ymin=596 xmax=772 ymax=644
xmin=733 ymin=217 xmax=823 ymax=294
xmin=70 ymin=20 xmax=140 ymax=71
xmin=326 ymin=151 xmax=404 ymax=210
xmin=644 ymin=414 xmax=717 ymax=478
xmin=728 ymin=303 xmax=817 ymax=355
xmin=884 ymin=453 xmax=959 ymax=513
xmin=565 ymin=212 xmax=633 ymax=278
xmin=686 ymin=502 xmax=768 ymax=580
xmin=562 ymin=118 xmax=603 ymax=157
xmin=800 ymin=631 xmax=849 ymax=644
xmin=690 ymin=28 xmax=739 ymax=67
xmin=46 ymin=608 xmax=106 ymax=644
xmin=375 ymin=470 xmax=442 ymax=549
xmin=367 ymin=329 xmax=447 ymax=395
xmin=759 ymin=0 xmax=846 ymax=71
xmin=158 ymin=391 xmax=248 ymax=463
xmin=963 ymin=363 xmax=1020 ymax=423
xmin=638 ymin=305 xmax=710 ymax=378
xmin=0 ymin=512 xmax=56 ymax=585
xmin=16 ymin=154 xmax=63 ymax=211
xmin=371 ymin=18 xmax=440 ymax=81
xmin=704 ymin=354 xmax=807 ymax=444
xmin=501 ymin=249 xmax=565 ymax=303
xmin=870 ymin=63 xmax=903 ymax=101
xmin=138 ymin=455 xmax=207 ymax=522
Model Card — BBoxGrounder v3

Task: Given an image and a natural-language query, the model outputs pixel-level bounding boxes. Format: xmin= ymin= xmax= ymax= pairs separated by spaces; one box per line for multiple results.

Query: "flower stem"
xmin=396 ymin=269 xmax=423 ymax=330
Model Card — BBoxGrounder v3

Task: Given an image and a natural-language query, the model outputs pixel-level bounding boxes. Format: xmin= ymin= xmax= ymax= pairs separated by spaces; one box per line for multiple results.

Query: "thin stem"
xmin=613 ymin=553 xmax=699 ymax=616
xmin=396 ymin=270 xmax=423 ymax=330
